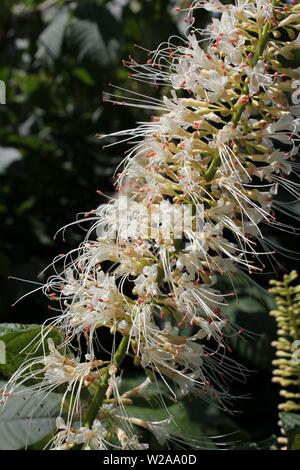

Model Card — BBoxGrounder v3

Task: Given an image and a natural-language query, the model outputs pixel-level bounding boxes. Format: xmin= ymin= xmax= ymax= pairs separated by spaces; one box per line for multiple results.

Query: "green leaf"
xmin=72 ymin=67 xmax=96 ymax=87
xmin=68 ymin=18 xmax=109 ymax=67
xmin=0 ymin=323 xmax=39 ymax=338
xmin=280 ymin=412 xmax=300 ymax=449
xmin=0 ymin=380 xmax=59 ymax=450
xmin=36 ymin=8 xmax=70 ymax=65
xmin=280 ymin=412 xmax=300 ymax=432
xmin=73 ymin=2 xmax=120 ymax=43
xmin=0 ymin=323 xmax=62 ymax=378
xmin=16 ymin=196 xmax=36 ymax=215
xmin=291 ymin=434 xmax=300 ymax=450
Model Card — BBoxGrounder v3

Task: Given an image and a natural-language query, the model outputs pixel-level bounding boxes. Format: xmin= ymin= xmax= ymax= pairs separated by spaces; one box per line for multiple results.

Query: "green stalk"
xmin=204 ymin=154 xmax=220 ymax=182
xmin=252 ymin=22 xmax=271 ymax=66
xmin=84 ymin=335 xmax=129 ymax=428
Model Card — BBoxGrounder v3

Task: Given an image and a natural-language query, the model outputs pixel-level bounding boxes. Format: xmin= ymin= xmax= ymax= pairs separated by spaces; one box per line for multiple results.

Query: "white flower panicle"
xmin=1 ymin=0 xmax=300 ymax=450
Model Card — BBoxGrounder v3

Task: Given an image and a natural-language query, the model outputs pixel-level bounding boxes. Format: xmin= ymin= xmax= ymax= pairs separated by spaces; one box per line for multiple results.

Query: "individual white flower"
xmin=69 ymin=420 xmax=108 ymax=450
xmin=51 ymin=417 xmax=75 ymax=450
xmin=133 ymin=265 xmax=159 ymax=297
xmin=262 ymin=114 xmax=300 ymax=145
xmin=245 ymin=60 xmax=273 ymax=94
xmin=198 ymin=70 xmax=228 ymax=103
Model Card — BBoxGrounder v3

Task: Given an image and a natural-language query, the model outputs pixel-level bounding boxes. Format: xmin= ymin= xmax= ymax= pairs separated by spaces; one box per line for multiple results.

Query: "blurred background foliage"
xmin=0 ymin=0 xmax=299 ymax=449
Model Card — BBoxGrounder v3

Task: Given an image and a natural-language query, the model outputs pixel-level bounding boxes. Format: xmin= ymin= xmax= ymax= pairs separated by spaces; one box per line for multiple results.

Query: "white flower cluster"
xmin=2 ymin=0 xmax=300 ymax=450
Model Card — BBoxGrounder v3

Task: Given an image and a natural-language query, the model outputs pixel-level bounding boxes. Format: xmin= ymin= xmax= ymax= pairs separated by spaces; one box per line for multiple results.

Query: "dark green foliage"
xmin=280 ymin=413 xmax=300 ymax=450
xmin=0 ymin=323 xmax=62 ymax=377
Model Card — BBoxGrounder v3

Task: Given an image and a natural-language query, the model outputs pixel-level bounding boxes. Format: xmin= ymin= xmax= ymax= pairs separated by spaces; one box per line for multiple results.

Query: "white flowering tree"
xmin=1 ymin=0 xmax=300 ymax=450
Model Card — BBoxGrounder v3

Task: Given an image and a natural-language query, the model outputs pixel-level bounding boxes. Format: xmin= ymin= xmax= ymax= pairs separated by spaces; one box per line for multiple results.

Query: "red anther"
xmin=206 ymin=54 xmax=212 ymax=60
xmin=240 ymin=95 xmax=249 ymax=104
xmin=273 ymin=72 xmax=278 ymax=82
xmin=49 ymin=293 xmax=57 ymax=301
xmin=147 ymin=59 xmax=153 ymax=65
xmin=147 ymin=151 xmax=156 ymax=157
xmin=281 ymin=73 xmax=287 ymax=81
xmin=193 ymin=122 xmax=200 ymax=129
xmin=85 ymin=375 xmax=94 ymax=384
xmin=180 ymin=81 xmax=186 ymax=88
xmin=96 ymin=189 xmax=103 ymax=195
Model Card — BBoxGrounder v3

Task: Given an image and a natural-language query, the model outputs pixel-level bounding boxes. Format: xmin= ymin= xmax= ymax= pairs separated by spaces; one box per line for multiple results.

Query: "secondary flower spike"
xmin=1 ymin=0 xmax=300 ymax=450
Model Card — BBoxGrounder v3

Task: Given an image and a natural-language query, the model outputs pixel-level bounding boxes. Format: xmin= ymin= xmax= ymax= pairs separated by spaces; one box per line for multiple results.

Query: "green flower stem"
xmin=204 ymin=153 xmax=220 ymax=182
xmin=252 ymin=22 xmax=271 ymax=67
xmin=84 ymin=335 xmax=129 ymax=428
